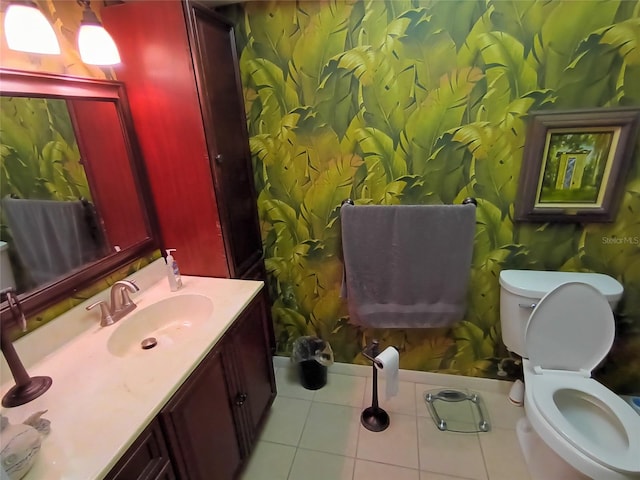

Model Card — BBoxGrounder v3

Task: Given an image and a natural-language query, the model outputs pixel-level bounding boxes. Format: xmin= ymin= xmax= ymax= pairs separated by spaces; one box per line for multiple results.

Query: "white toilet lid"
xmin=525 ymin=282 xmax=615 ymax=373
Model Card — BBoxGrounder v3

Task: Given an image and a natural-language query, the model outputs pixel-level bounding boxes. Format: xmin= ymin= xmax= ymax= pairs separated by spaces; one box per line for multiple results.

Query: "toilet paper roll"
xmin=375 ymin=346 xmax=399 ymax=400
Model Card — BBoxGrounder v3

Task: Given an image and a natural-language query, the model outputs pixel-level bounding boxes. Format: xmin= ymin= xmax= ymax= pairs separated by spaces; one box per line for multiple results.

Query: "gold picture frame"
xmin=515 ymin=108 xmax=640 ymax=222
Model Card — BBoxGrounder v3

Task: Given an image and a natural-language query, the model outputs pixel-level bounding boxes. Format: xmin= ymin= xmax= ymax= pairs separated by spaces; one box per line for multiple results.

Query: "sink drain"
xmin=141 ymin=337 xmax=158 ymax=350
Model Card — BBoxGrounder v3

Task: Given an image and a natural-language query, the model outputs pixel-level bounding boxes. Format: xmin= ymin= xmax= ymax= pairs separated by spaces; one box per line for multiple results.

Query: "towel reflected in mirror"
xmin=1 ymin=196 xmax=108 ymax=288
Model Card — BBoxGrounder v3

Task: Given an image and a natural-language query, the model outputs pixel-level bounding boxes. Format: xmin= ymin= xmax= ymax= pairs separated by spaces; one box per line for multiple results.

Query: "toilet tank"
xmin=0 ymin=241 xmax=15 ymax=291
xmin=498 ymin=270 xmax=623 ymax=357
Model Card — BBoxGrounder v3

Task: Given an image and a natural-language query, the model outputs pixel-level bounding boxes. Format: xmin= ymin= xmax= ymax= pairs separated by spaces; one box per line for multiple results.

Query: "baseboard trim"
xmin=273 ymin=355 xmax=512 ymax=394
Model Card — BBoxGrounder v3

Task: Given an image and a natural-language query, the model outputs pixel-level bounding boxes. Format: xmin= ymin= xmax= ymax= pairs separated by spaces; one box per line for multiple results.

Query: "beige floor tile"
xmin=365 ymin=378 xmax=417 ymax=415
xmin=314 ymin=372 xmax=367 ymax=407
xmin=260 ymin=396 xmax=311 ymax=446
xmin=354 ymin=459 xmax=420 ymax=480
xmin=288 ymin=449 xmax=355 ymax=480
xmin=417 ymin=418 xmax=488 ymax=480
xmin=477 ymin=389 xmax=525 ymax=430
xmin=357 ymin=412 xmax=419 ymax=469
xmin=479 ymin=427 xmax=531 ymax=480
xmin=275 ymin=363 xmax=317 ymax=400
xmin=251 ymin=365 xmax=545 ymax=480
xmin=420 ymin=472 xmax=475 ymax=479
xmin=299 ymin=402 xmax=361 ymax=456
xmin=240 ymin=441 xmax=295 ymax=480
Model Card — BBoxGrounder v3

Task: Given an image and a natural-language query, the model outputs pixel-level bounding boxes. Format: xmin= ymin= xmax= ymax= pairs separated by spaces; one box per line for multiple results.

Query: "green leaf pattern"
xmin=0 ymin=97 xmax=90 ymax=202
xmin=236 ymin=0 xmax=640 ymax=392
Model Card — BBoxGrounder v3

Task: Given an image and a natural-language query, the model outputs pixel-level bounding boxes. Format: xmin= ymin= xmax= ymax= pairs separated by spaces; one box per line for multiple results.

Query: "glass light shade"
xmin=4 ymin=3 xmax=60 ymax=54
xmin=78 ymin=24 xmax=120 ymax=65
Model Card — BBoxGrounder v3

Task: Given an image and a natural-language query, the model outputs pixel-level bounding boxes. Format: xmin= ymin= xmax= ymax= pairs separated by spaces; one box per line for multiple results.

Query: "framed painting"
xmin=515 ymin=108 xmax=640 ymax=222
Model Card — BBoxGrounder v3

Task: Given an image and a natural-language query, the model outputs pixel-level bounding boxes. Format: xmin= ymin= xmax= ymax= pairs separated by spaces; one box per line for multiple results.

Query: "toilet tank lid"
xmin=499 ymin=270 xmax=623 ymax=301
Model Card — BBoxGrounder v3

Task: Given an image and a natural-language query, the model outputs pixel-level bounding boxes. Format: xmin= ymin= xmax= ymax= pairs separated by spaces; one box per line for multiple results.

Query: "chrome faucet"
xmin=86 ymin=280 xmax=139 ymax=327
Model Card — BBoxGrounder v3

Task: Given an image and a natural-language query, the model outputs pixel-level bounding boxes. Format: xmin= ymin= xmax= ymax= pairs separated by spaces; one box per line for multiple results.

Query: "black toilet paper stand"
xmin=361 ymin=339 xmax=390 ymax=432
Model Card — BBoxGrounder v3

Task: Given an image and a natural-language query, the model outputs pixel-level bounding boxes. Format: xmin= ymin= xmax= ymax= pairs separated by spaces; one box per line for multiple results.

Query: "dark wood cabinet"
xmin=104 ymin=419 xmax=174 ymax=480
xmin=225 ymin=293 xmax=276 ymax=456
xmin=106 ymin=292 xmax=276 ymax=480
xmin=161 ymin=345 xmax=243 ymax=480
xmin=187 ymin=5 xmax=264 ymax=278
xmin=102 ymin=0 xmax=263 ymax=280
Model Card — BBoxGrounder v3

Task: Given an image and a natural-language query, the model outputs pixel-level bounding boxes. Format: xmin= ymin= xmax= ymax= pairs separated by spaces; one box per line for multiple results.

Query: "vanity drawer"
xmin=104 ymin=419 xmax=174 ymax=480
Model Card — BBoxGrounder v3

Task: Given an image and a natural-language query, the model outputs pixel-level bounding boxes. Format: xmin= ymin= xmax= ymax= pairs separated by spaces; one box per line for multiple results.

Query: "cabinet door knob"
xmin=235 ymin=393 xmax=247 ymax=406
xmin=215 ymin=154 xmax=223 ymax=164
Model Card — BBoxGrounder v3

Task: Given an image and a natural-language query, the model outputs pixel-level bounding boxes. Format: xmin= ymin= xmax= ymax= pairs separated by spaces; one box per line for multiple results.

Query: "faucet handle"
xmin=1 ymin=287 xmax=27 ymax=332
xmin=112 ymin=280 xmax=139 ymax=309
xmin=120 ymin=280 xmax=139 ymax=307
xmin=87 ymin=300 xmax=114 ymax=327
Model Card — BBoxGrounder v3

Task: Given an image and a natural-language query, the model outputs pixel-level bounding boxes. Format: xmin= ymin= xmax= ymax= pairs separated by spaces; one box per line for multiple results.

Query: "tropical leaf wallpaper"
xmin=230 ymin=0 xmax=640 ymax=393
xmin=0 ymin=97 xmax=91 ymax=202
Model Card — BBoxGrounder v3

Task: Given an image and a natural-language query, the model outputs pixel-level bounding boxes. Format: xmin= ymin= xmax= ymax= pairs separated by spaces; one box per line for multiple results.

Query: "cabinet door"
xmin=186 ymin=4 xmax=263 ymax=277
xmin=240 ymin=259 xmax=276 ymax=354
xmin=160 ymin=346 xmax=243 ymax=480
xmin=102 ymin=1 xmax=230 ymax=278
xmin=155 ymin=462 xmax=177 ymax=480
xmin=228 ymin=293 xmax=277 ymax=452
xmin=104 ymin=419 xmax=173 ymax=480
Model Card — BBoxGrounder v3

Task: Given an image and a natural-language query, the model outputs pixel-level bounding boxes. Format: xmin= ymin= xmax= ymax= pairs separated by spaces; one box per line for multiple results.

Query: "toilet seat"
xmin=527 ymin=370 xmax=640 ymax=474
xmin=524 ymin=282 xmax=640 ymax=476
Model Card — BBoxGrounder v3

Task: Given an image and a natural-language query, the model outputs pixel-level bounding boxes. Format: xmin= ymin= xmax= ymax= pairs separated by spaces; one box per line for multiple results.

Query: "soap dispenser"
xmin=165 ymin=249 xmax=183 ymax=291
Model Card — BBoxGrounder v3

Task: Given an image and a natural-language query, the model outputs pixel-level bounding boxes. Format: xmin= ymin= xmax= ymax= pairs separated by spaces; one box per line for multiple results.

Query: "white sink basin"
xmin=107 ymin=294 xmax=214 ymax=357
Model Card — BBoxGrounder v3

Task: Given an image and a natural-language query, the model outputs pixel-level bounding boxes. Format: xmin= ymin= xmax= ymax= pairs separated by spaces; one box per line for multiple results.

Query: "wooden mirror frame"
xmin=0 ymin=68 xmax=159 ymax=319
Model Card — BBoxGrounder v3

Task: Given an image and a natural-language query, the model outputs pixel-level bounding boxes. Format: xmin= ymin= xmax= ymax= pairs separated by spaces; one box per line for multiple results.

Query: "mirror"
xmin=0 ymin=69 xmax=158 ymax=318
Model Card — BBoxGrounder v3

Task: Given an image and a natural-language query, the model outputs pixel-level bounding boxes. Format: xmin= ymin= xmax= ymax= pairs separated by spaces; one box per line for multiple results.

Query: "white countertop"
xmin=0 ymin=259 xmax=263 ymax=479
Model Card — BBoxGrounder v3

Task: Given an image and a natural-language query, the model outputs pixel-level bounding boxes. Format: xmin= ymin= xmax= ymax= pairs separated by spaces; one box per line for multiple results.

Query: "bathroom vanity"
xmin=0 ymin=260 xmax=276 ymax=480
xmin=107 ymin=291 xmax=273 ymax=480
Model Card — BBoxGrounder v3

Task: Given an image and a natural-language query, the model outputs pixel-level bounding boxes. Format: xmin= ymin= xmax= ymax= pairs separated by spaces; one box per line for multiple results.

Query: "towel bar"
xmin=340 ymin=197 xmax=476 ymax=208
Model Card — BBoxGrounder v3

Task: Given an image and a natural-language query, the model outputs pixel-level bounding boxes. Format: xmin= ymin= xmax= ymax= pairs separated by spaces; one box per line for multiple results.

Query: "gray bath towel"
xmin=341 ymin=204 xmax=476 ymax=328
xmin=2 ymin=196 xmax=105 ymax=286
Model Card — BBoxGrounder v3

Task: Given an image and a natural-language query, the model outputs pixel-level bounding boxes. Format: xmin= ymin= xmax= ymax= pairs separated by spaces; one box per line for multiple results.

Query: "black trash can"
xmin=291 ymin=336 xmax=334 ymax=390
xmin=299 ymin=359 xmax=328 ymax=390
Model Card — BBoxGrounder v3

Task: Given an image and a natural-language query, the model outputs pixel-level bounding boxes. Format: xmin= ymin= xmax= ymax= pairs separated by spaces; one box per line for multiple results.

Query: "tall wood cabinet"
xmin=102 ymin=0 xmax=263 ymax=280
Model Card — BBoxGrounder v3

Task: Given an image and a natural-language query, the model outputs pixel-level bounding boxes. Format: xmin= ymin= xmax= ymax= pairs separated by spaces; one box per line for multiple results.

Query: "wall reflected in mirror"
xmin=0 ymin=93 xmax=150 ymax=296
xmin=2 ymin=96 xmax=101 ymax=292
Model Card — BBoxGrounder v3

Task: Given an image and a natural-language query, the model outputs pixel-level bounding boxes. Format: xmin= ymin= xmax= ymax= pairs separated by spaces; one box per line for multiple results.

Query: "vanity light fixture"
xmin=3 ymin=1 xmax=61 ymax=54
xmin=77 ymin=0 xmax=120 ymax=65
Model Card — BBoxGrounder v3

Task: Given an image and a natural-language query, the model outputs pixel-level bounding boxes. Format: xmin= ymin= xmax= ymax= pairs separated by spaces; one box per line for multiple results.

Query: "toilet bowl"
xmin=524 ymin=363 xmax=640 ymax=479
xmin=499 ymin=272 xmax=640 ymax=480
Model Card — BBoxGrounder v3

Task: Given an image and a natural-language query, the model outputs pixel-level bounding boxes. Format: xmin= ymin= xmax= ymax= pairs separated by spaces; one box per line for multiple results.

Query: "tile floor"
xmin=241 ymin=358 xmax=532 ymax=480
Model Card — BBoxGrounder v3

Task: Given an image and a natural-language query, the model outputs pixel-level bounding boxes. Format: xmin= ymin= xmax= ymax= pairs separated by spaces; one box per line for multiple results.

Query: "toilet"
xmin=0 ymin=241 xmax=16 ymax=291
xmin=499 ymin=270 xmax=640 ymax=480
